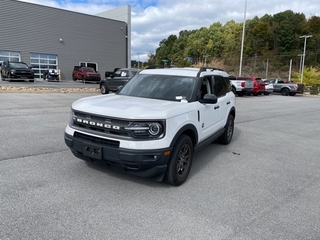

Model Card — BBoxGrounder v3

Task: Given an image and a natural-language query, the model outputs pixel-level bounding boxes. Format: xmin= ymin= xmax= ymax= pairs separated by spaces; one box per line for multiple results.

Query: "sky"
xmin=19 ymin=0 xmax=320 ymax=62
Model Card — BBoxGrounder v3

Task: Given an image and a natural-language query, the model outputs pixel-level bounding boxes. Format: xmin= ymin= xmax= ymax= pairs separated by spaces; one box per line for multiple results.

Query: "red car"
xmin=237 ymin=76 xmax=265 ymax=95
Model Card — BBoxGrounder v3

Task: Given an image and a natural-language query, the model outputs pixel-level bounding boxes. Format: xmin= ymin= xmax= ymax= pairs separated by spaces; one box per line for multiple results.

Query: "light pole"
xmin=137 ymin=53 xmax=141 ymax=70
xmin=239 ymin=0 xmax=247 ymax=76
xmin=299 ymin=35 xmax=312 ymax=83
xmin=297 ymin=54 xmax=303 ymax=73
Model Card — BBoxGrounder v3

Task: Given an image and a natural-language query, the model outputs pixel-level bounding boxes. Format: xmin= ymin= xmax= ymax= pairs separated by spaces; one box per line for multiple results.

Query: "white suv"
xmin=65 ymin=67 xmax=236 ymax=186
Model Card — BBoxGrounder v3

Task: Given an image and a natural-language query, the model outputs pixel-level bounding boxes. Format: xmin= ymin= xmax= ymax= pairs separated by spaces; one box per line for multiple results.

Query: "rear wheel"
xmin=264 ymin=92 xmax=270 ymax=95
xmin=237 ymin=92 xmax=244 ymax=97
xmin=289 ymin=92 xmax=296 ymax=96
xmin=165 ymin=134 xmax=193 ymax=186
xmin=218 ymin=114 xmax=234 ymax=145
xmin=100 ymin=83 xmax=109 ymax=94
xmin=281 ymin=88 xmax=289 ymax=96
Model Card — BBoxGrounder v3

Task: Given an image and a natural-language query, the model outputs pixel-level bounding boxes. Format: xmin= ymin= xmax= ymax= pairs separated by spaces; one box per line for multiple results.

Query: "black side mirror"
xmin=200 ymin=94 xmax=218 ymax=104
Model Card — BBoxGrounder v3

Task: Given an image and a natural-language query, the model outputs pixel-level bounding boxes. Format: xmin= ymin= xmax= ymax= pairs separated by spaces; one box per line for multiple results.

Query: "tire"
xmin=218 ymin=114 xmax=234 ymax=145
xmin=165 ymin=134 xmax=193 ymax=186
xmin=82 ymin=76 xmax=86 ymax=82
xmin=289 ymin=92 xmax=296 ymax=96
xmin=264 ymin=92 xmax=270 ymax=95
xmin=100 ymin=83 xmax=109 ymax=94
xmin=237 ymin=92 xmax=244 ymax=97
xmin=281 ymin=88 xmax=289 ymax=96
xmin=72 ymin=74 xmax=77 ymax=81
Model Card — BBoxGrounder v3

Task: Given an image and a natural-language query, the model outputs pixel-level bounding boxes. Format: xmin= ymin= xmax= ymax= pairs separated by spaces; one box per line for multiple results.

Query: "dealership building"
xmin=0 ymin=0 xmax=131 ymax=80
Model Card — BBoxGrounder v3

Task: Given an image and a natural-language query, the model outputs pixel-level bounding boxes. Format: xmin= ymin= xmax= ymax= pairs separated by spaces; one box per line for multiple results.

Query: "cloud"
xmin=18 ymin=0 xmax=320 ymax=61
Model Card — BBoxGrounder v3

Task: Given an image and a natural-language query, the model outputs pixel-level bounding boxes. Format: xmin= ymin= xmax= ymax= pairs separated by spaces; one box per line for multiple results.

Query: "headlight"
xmin=125 ymin=121 xmax=165 ymax=139
xmin=10 ymin=70 xmax=16 ymax=74
xmin=70 ymin=110 xmax=76 ymax=125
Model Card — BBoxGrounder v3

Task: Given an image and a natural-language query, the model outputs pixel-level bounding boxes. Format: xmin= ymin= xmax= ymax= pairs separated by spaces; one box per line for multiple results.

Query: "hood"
xmin=72 ymin=94 xmax=192 ymax=119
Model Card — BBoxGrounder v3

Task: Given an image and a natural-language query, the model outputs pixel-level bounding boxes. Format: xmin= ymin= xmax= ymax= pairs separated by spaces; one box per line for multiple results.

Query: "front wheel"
xmin=72 ymin=74 xmax=77 ymax=81
xmin=165 ymin=134 xmax=193 ymax=186
xmin=218 ymin=114 xmax=234 ymax=145
xmin=100 ymin=83 xmax=109 ymax=94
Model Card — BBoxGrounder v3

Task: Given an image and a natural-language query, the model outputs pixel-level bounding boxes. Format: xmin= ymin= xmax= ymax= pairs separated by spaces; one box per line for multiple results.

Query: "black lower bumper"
xmin=64 ymin=132 xmax=171 ymax=180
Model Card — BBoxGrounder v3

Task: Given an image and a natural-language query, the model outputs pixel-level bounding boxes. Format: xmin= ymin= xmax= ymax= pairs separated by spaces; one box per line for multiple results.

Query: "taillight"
xmin=294 ymin=84 xmax=298 ymax=89
xmin=241 ymin=81 xmax=245 ymax=87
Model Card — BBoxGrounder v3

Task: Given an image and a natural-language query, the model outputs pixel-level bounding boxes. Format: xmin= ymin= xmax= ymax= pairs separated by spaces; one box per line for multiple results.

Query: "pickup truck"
xmin=72 ymin=66 xmax=101 ymax=82
xmin=229 ymin=75 xmax=254 ymax=96
xmin=100 ymin=68 xmax=138 ymax=94
xmin=267 ymin=78 xmax=304 ymax=96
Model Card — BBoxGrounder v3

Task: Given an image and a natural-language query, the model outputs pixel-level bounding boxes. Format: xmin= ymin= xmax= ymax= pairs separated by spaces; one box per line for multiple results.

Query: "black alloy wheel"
xmin=165 ymin=134 xmax=193 ymax=186
xmin=218 ymin=114 xmax=234 ymax=145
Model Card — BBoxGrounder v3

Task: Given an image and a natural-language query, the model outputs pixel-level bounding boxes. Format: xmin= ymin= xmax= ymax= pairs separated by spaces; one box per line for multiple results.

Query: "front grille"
xmin=72 ymin=112 xmax=131 ymax=137
xmin=15 ymin=70 xmax=33 ymax=76
xmin=74 ymin=132 xmax=119 ymax=148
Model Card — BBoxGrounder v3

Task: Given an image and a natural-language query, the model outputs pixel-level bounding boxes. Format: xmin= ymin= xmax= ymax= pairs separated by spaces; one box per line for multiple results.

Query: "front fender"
xmin=169 ymin=124 xmax=198 ymax=149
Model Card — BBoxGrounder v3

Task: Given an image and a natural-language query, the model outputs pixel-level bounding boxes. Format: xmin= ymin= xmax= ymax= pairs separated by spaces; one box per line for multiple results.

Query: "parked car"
xmin=262 ymin=79 xmax=274 ymax=95
xmin=1 ymin=61 xmax=34 ymax=82
xmin=267 ymin=78 xmax=303 ymax=96
xmin=72 ymin=66 xmax=101 ymax=83
xmin=100 ymin=68 xmax=138 ymax=94
xmin=237 ymin=76 xmax=265 ymax=95
xmin=65 ymin=67 xmax=236 ymax=186
xmin=229 ymin=75 xmax=254 ymax=96
xmin=43 ymin=69 xmax=59 ymax=81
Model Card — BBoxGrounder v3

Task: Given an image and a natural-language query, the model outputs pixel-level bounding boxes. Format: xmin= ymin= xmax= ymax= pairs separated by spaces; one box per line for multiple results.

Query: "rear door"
xmin=108 ymin=69 xmax=130 ymax=90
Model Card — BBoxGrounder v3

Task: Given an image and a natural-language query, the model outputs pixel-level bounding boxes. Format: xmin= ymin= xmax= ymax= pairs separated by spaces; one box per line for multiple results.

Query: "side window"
xmin=213 ymin=75 xmax=227 ymax=97
xmin=121 ymin=70 xmax=128 ymax=77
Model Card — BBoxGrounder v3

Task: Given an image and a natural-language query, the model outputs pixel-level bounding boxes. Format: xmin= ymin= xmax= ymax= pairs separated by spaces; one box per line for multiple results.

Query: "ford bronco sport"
xmin=65 ymin=67 xmax=236 ymax=186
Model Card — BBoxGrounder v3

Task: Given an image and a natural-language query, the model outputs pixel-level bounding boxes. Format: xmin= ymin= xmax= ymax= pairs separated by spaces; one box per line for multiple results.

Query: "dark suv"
xmin=100 ymin=68 xmax=138 ymax=94
xmin=1 ymin=61 xmax=34 ymax=82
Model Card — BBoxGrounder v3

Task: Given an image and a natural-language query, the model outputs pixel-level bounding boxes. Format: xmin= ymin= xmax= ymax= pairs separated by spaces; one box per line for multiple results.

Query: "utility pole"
xmin=239 ymin=0 xmax=247 ymax=76
xmin=297 ymin=54 xmax=303 ymax=73
xmin=288 ymin=59 xmax=292 ymax=82
xmin=265 ymin=59 xmax=269 ymax=79
xmin=299 ymin=35 xmax=312 ymax=83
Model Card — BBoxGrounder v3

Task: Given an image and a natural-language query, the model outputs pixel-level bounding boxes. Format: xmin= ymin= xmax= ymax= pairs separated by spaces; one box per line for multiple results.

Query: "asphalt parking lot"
xmin=0 ymin=91 xmax=320 ymax=239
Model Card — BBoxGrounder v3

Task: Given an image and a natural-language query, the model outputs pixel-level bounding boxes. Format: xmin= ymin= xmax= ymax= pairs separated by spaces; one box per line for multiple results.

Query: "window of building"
xmin=30 ymin=53 xmax=58 ymax=79
xmin=0 ymin=51 xmax=21 ymax=64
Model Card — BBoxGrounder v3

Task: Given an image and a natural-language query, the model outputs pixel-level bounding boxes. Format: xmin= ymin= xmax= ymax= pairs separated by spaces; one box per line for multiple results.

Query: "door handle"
xmin=214 ymin=106 xmax=220 ymax=110
xmin=227 ymin=101 xmax=231 ymax=105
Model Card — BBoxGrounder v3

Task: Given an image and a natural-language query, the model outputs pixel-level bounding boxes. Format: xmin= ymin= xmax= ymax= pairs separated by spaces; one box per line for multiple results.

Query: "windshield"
xmin=9 ymin=62 xmax=29 ymax=69
xmin=83 ymin=67 xmax=95 ymax=72
xmin=118 ymin=74 xmax=197 ymax=102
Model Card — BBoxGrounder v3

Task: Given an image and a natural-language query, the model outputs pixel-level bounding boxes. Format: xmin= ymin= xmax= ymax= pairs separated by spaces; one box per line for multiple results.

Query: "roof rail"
xmin=197 ymin=67 xmax=224 ymax=77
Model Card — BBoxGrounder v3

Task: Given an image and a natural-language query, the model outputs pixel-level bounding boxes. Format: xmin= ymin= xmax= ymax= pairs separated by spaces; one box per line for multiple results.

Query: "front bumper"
xmin=84 ymin=76 xmax=101 ymax=81
xmin=64 ymin=132 xmax=172 ymax=179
